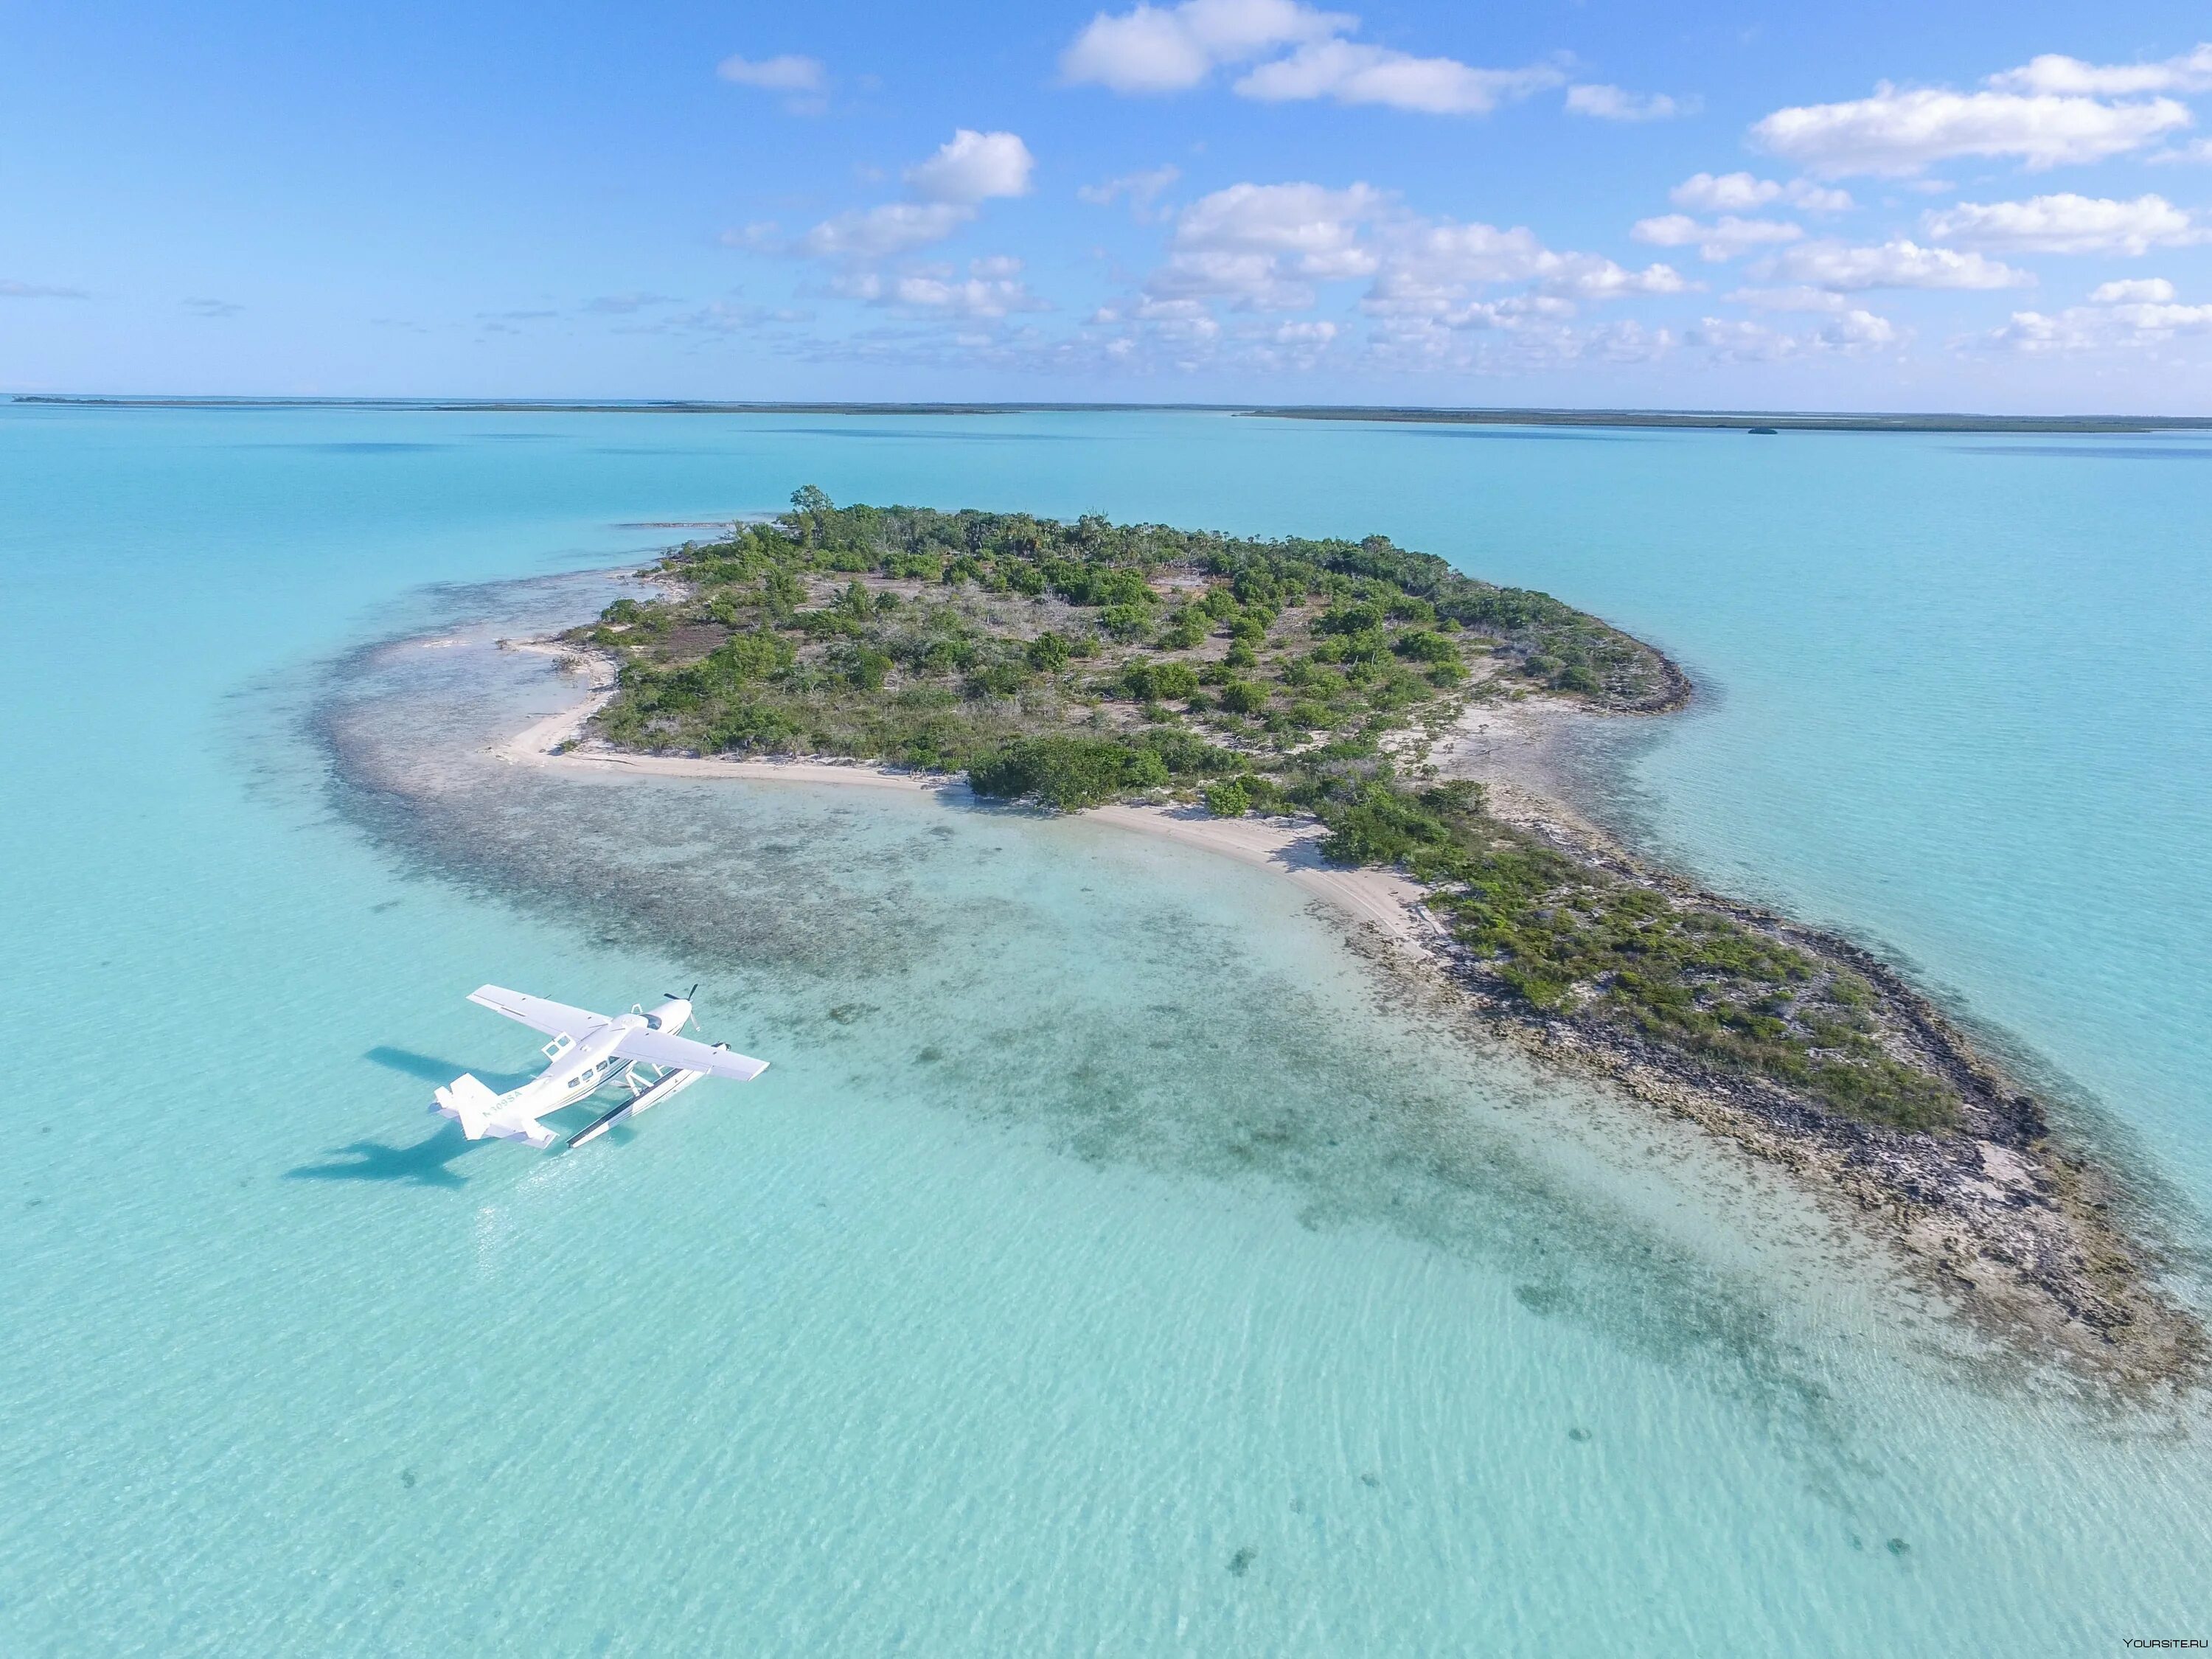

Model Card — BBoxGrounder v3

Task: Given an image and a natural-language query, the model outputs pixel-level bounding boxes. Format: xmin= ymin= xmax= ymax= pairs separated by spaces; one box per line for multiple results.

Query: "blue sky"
xmin=5 ymin=1 xmax=2211 ymax=409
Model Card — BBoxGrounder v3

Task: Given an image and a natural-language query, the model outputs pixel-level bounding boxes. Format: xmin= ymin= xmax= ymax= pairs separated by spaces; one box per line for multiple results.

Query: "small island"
xmin=538 ymin=490 xmax=2198 ymax=1388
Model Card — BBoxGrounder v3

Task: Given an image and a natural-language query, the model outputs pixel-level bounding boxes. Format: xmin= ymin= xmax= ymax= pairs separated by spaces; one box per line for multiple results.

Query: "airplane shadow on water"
xmin=282 ymin=1046 xmax=548 ymax=1188
xmin=287 ymin=1123 xmax=490 ymax=1189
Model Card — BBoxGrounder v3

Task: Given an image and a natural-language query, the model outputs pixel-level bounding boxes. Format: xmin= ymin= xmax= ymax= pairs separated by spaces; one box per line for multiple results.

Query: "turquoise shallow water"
xmin=4 ymin=403 xmax=2211 ymax=1654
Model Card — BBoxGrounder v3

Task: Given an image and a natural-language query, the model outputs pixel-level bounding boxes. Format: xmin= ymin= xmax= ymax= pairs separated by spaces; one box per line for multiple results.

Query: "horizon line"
xmin=8 ymin=393 xmax=2211 ymax=434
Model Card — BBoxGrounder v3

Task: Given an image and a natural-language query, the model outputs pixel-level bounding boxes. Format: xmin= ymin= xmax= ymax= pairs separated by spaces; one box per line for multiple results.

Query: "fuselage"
xmin=515 ymin=997 xmax=692 ymax=1114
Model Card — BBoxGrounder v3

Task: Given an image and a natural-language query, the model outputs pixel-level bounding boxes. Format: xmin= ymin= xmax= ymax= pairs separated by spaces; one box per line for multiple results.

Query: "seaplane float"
xmin=432 ymin=984 xmax=769 ymax=1151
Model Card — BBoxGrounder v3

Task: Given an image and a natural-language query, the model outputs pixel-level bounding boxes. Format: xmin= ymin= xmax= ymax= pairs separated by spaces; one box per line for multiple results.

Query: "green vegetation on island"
xmin=575 ymin=490 xmax=1955 ymax=1132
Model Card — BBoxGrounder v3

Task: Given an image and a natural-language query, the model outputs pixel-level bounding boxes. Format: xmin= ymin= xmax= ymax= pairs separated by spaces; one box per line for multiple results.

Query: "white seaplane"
xmin=431 ymin=984 xmax=768 ymax=1151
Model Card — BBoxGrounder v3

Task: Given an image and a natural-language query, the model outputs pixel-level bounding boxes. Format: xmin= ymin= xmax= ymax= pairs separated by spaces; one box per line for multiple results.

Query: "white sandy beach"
xmin=493 ymin=647 xmax=1442 ymax=956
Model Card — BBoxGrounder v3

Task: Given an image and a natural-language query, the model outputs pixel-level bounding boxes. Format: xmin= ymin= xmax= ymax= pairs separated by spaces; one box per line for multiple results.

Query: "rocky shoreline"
xmin=1420 ymin=698 xmax=2204 ymax=1394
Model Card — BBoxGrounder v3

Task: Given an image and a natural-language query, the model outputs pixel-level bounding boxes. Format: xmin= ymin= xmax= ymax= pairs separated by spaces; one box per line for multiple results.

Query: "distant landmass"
xmin=11 ymin=393 xmax=2211 ymax=434
xmin=1243 ymin=405 xmax=2212 ymax=434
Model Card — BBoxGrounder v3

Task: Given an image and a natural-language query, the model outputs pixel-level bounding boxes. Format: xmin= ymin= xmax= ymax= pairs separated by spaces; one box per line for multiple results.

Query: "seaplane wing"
xmin=466 ymin=985 xmax=611 ymax=1040
xmin=612 ymin=1026 xmax=771 ymax=1082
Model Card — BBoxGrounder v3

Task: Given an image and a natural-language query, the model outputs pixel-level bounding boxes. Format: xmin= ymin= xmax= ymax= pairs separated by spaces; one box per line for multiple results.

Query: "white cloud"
xmin=2149 ymin=138 xmax=2212 ymax=166
xmin=1124 ymin=177 xmax=1686 ymax=336
xmin=787 ymin=130 xmax=1034 ymax=264
xmin=1148 ymin=248 xmax=1326 ymax=309
xmin=1062 ymin=0 xmax=1559 ymax=114
xmin=1988 ymin=45 xmax=2212 ymax=97
xmin=2089 ymin=277 xmax=2175 ymax=303
xmin=1078 ymin=164 xmax=1181 ymax=212
xmin=1360 ymin=309 xmax=1677 ymax=375
xmin=1372 ymin=220 xmax=1683 ymax=311
xmin=1173 ymin=179 xmax=1384 ymax=257
xmin=1147 ymin=181 xmax=1385 ymax=308
xmin=1585 ymin=320 xmax=1676 ymax=363
xmin=0 ymin=279 xmax=88 ymax=299
xmin=1750 ymin=83 xmax=2191 ymax=177
xmin=1669 ymin=172 xmax=1853 ymax=213
xmin=717 ymin=52 xmax=829 ymax=111
xmin=1632 ymin=213 xmax=1804 ymax=261
xmin=1686 ymin=316 xmax=1801 ymax=363
xmin=1687 ymin=308 xmax=1901 ymax=362
xmin=1754 ymin=237 xmax=2033 ymax=291
xmin=2108 ymin=300 xmax=2212 ymax=333
xmin=1566 ymin=84 xmax=1694 ymax=122
xmin=1234 ymin=39 xmax=1562 ymax=114
xmin=905 ymin=130 xmax=1034 ymax=204
xmin=1059 ymin=0 xmax=1349 ymax=93
xmin=1360 ymin=218 xmax=1685 ymax=339
xmin=717 ymin=52 xmax=827 ymax=91
xmin=1256 ymin=317 xmax=1338 ymax=369
xmin=1725 ymin=285 xmax=1851 ymax=313
xmin=1555 ymin=260 xmax=1689 ymax=299
xmin=799 ymin=201 xmax=975 ymax=260
xmin=1983 ymin=288 xmax=2212 ymax=354
xmin=835 ymin=260 xmax=1051 ymax=319
xmin=1821 ymin=308 xmax=1899 ymax=348
xmin=1922 ymin=192 xmax=2200 ymax=255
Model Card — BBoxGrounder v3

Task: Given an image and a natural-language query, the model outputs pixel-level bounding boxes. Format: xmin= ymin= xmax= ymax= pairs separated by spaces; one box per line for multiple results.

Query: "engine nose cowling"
xmin=646 ymin=998 xmax=692 ymax=1033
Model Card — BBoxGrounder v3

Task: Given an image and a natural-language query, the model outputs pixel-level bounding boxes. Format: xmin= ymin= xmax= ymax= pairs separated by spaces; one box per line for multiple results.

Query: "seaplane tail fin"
xmin=434 ymin=1074 xmax=501 ymax=1139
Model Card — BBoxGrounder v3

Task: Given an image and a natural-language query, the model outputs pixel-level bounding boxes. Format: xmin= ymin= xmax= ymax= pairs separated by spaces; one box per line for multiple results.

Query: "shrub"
xmin=843 ymin=647 xmax=892 ymax=692
xmin=1218 ymin=680 xmax=1269 ymax=714
xmin=1160 ymin=611 xmax=1208 ymax=649
xmin=1122 ymin=658 xmax=1200 ymax=700
xmin=1392 ymin=629 xmax=1460 ymax=664
xmin=1204 ymin=777 xmax=1253 ymax=817
xmin=1098 ymin=603 xmax=1154 ymax=640
xmin=886 ymin=552 xmax=945 ymax=581
xmin=1321 ymin=792 xmax=1442 ymax=866
xmin=967 ymin=735 xmax=1170 ymax=810
xmin=1152 ymin=661 xmax=1199 ymax=698
xmin=1135 ymin=726 xmax=1239 ymax=775
xmin=965 ymin=661 xmax=1028 ymax=698
xmin=705 ymin=630 xmax=796 ymax=685
xmin=709 ymin=701 xmax=803 ymax=754
xmin=917 ymin=638 xmax=973 ymax=677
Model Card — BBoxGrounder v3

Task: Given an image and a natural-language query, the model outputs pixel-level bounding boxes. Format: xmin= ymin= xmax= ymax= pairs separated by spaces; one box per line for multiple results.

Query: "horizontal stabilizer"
xmin=431 ymin=1072 xmax=557 ymax=1150
xmin=433 ymin=1074 xmax=499 ymax=1139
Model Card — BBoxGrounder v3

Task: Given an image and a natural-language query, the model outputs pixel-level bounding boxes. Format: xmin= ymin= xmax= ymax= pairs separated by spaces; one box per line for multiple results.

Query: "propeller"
xmin=661 ymin=984 xmax=700 ymax=1032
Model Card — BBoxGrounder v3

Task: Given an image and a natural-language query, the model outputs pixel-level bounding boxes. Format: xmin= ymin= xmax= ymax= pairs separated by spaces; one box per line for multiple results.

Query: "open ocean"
xmin=4 ymin=401 xmax=2209 ymax=1655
